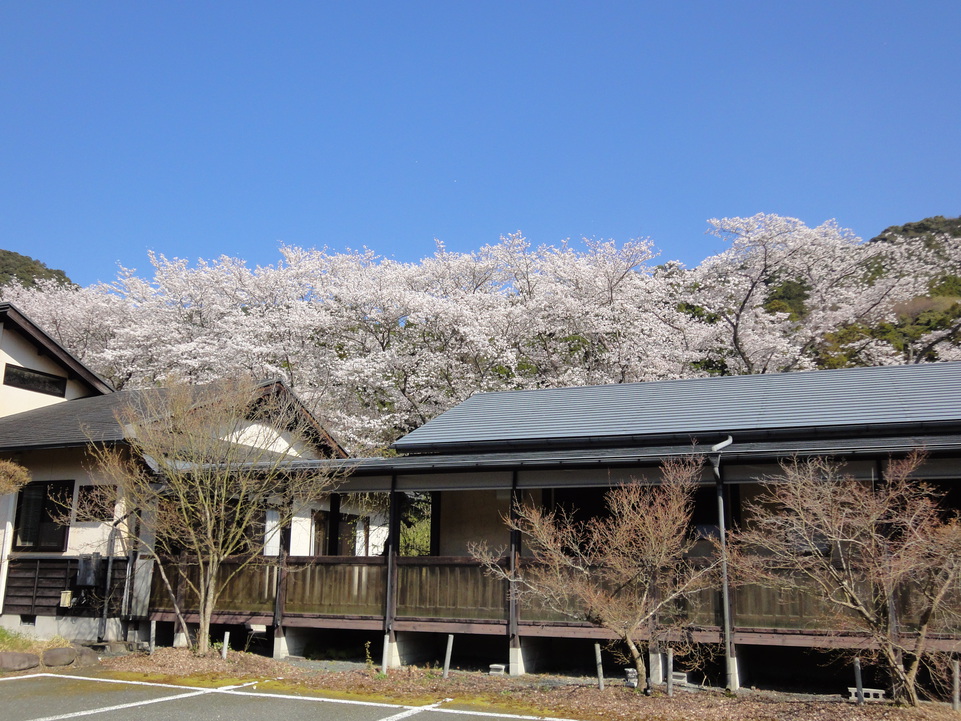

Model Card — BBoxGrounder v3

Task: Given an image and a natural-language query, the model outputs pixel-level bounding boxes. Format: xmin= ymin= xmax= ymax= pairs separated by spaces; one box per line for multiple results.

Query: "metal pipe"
xmin=99 ymin=526 xmax=117 ymax=642
xmin=711 ymin=435 xmax=735 ymax=692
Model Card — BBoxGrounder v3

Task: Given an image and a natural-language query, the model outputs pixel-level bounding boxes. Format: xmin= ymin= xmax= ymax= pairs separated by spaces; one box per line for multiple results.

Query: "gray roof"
xmin=312 ymin=432 xmax=961 ymax=478
xmin=0 ymin=380 xmax=347 ymax=457
xmin=0 ymin=392 xmax=136 ymax=450
xmin=393 ymin=363 xmax=961 ymax=453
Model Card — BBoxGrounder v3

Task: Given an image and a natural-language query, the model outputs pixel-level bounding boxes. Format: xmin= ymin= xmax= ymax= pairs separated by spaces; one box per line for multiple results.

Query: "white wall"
xmin=0 ymin=326 xmax=93 ymax=416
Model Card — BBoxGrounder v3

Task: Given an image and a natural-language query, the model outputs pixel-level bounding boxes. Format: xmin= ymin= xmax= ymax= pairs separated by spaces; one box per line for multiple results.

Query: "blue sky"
xmin=2 ymin=1 xmax=959 ymax=287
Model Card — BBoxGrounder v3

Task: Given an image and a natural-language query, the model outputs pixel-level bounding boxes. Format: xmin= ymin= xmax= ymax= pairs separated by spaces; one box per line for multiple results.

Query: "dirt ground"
xmin=94 ymin=647 xmax=961 ymax=721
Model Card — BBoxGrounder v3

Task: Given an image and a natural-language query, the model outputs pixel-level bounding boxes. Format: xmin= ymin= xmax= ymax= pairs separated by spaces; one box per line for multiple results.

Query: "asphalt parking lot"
xmin=0 ymin=672 xmax=575 ymax=721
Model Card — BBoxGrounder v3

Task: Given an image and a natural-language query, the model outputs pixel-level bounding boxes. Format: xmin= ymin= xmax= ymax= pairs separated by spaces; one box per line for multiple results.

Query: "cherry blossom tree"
xmin=2 ymin=215 xmax=956 ymax=451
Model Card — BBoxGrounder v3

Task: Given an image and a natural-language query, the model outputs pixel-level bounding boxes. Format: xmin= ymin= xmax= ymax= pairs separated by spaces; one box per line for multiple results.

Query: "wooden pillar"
xmin=508 ymin=473 xmax=525 ymax=675
xmin=326 ymin=493 xmax=342 ymax=556
xmin=272 ymin=546 xmax=288 ymax=629
xmin=509 ymin=473 xmax=520 ymax=643
xmin=384 ymin=477 xmax=401 ymax=639
xmin=381 ymin=477 xmax=402 ymax=670
xmin=429 ymin=491 xmax=442 ymax=557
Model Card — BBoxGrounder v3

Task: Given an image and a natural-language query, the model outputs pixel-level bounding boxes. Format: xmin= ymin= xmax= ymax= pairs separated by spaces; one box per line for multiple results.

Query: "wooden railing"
xmin=149 ymin=555 xmax=388 ymax=618
xmin=285 ymin=557 xmax=386 ymax=616
xmin=396 ymin=557 xmax=507 ymax=620
xmin=142 ymin=555 xmax=961 ymax=639
xmin=732 ymin=581 xmax=841 ymax=630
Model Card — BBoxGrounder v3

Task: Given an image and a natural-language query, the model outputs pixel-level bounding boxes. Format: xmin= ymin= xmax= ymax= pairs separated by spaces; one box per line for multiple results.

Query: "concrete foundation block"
xmin=649 ymin=650 xmax=664 ymax=685
xmin=382 ymin=637 xmax=402 ymax=670
xmin=508 ymin=644 xmax=526 ymax=676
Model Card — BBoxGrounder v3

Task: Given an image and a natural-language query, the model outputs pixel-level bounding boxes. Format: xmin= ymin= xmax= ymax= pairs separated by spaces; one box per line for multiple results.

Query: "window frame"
xmin=2 ymin=364 xmax=68 ymax=398
xmin=12 ymin=480 xmax=74 ymax=552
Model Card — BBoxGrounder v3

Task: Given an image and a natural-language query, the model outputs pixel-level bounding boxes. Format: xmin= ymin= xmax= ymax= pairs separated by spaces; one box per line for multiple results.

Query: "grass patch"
xmin=0 ymin=627 xmax=71 ymax=654
xmin=102 ymin=671 xmax=254 ymax=688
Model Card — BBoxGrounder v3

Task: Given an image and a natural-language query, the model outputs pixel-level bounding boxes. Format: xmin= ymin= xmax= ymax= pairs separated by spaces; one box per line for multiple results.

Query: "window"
xmin=13 ymin=480 xmax=73 ymax=551
xmin=3 ymin=364 xmax=67 ymax=397
xmin=312 ymin=509 xmax=358 ymax=555
xmin=75 ymin=485 xmax=116 ymax=523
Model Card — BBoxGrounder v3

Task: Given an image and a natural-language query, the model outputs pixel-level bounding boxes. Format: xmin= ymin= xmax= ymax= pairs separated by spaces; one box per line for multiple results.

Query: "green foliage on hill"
xmin=0 ymin=249 xmax=72 ymax=288
xmin=870 ymin=214 xmax=961 ymax=246
xmin=821 ymin=215 xmax=961 ymax=366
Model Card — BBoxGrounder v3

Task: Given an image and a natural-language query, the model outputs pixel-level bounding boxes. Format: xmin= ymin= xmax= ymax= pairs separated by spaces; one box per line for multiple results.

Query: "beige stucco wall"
xmin=0 ymin=325 xmax=94 ymax=416
xmin=2 ymin=447 xmax=125 ymax=556
xmin=438 ymin=489 xmax=511 ymax=556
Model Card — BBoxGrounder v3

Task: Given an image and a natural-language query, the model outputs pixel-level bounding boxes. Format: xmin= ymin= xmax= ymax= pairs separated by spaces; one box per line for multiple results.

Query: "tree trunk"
xmin=153 ymin=558 xmax=191 ymax=645
xmin=880 ymin=642 xmax=917 ymax=706
xmin=625 ymin=637 xmax=648 ymax=692
xmin=196 ymin=560 xmax=219 ymax=654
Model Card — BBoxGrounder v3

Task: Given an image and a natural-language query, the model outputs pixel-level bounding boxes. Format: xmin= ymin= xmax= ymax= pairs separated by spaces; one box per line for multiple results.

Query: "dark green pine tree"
xmin=0 ymin=249 xmax=73 ymax=288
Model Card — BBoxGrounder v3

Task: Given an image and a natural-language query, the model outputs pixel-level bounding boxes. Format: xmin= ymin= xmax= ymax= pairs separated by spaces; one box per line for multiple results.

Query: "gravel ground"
xmin=95 ymin=648 xmax=959 ymax=721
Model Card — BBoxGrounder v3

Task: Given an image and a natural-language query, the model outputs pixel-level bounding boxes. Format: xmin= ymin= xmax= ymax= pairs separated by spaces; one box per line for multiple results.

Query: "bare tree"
xmin=88 ymin=376 xmax=347 ymax=653
xmin=0 ymin=458 xmax=30 ymax=496
xmin=472 ymin=456 xmax=716 ymax=689
xmin=730 ymin=452 xmax=961 ymax=706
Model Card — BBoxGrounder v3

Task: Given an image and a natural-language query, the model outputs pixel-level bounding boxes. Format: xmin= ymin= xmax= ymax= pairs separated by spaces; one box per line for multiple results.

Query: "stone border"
xmin=0 ymin=646 xmax=99 ymax=673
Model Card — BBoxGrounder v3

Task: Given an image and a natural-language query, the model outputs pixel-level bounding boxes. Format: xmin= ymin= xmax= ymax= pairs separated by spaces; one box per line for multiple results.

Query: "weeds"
xmin=0 ymin=628 xmax=70 ymax=654
xmin=364 ymin=640 xmax=375 ymax=673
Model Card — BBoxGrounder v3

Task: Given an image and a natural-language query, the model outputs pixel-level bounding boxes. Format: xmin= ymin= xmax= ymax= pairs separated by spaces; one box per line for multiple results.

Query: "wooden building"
xmin=158 ymin=361 xmax=961 ymax=683
xmin=2 ymin=302 xmax=960 ymax=686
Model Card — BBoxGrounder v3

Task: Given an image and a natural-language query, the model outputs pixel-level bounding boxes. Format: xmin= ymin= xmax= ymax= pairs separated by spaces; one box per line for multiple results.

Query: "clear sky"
xmin=1 ymin=1 xmax=958 ymax=287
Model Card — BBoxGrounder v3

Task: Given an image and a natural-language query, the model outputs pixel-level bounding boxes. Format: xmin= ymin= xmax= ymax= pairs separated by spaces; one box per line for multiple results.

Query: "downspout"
xmin=99 ymin=509 xmax=139 ymax=642
xmin=710 ymin=435 xmax=735 ymax=692
xmin=99 ymin=523 xmax=118 ymax=642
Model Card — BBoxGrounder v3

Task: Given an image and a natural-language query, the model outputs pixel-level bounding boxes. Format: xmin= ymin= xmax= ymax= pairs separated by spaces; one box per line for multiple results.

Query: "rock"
xmin=42 ymin=647 xmax=77 ymax=667
xmin=0 ymin=651 xmax=40 ymax=672
xmin=72 ymin=647 xmax=100 ymax=668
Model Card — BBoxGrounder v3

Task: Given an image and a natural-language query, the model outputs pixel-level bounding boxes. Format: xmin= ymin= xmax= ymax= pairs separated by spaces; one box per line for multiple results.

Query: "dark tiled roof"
xmin=0 ymin=391 xmax=137 ymax=450
xmin=0 ymin=380 xmax=346 ymax=457
xmin=304 ymin=432 xmax=961 ymax=478
xmin=393 ymin=363 xmax=961 ymax=453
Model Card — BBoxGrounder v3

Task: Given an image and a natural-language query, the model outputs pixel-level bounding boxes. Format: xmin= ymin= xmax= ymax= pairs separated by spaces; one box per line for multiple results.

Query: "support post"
xmin=327 ymin=493 xmax=342 ymax=555
xmin=508 ymin=473 xmax=524 ymax=676
xmin=430 ymin=491 xmax=442 ymax=557
xmin=667 ymin=647 xmax=674 ymax=697
xmin=273 ymin=547 xmax=288 ymax=629
xmin=382 ymin=476 xmax=401 ymax=671
xmin=953 ymin=658 xmax=959 ymax=712
xmin=594 ymin=642 xmax=605 ymax=690
xmin=221 ymin=631 xmax=230 ymax=660
xmin=854 ymin=656 xmax=865 ymax=705
xmin=443 ymin=634 xmax=454 ymax=680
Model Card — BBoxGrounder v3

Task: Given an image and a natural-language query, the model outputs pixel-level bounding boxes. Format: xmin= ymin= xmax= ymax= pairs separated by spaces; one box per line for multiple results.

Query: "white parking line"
xmin=23 ymin=687 xmax=227 ymax=721
xmin=3 ymin=673 xmax=582 ymax=721
xmin=378 ymin=698 xmax=452 ymax=721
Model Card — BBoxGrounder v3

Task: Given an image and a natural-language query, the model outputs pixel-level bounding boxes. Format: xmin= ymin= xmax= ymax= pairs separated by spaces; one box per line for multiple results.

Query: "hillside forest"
xmin=2 ymin=213 xmax=959 ymax=452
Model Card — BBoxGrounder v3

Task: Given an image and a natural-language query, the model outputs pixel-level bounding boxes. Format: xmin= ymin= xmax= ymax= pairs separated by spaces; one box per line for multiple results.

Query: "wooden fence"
xmin=3 ymin=557 xmax=128 ymax=617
